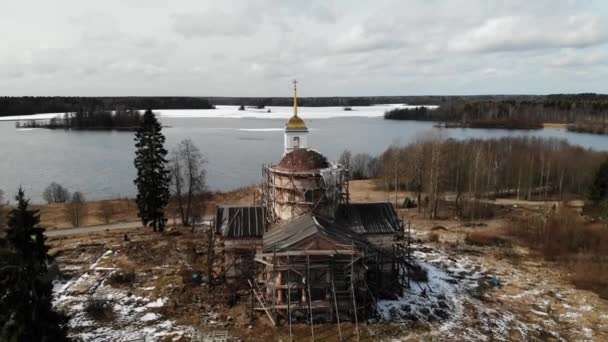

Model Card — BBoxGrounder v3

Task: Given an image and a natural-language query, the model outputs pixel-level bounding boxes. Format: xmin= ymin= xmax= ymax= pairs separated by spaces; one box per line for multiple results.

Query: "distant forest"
xmin=16 ymin=109 xmax=142 ymax=131
xmin=3 ymin=94 xmax=608 ymax=134
xmin=0 ymin=97 xmax=214 ymax=117
xmin=208 ymin=94 xmax=537 ymax=107
xmin=0 ymin=95 xmax=539 ymax=117
xmin=384 ymin=93 xmax=608 ymax=132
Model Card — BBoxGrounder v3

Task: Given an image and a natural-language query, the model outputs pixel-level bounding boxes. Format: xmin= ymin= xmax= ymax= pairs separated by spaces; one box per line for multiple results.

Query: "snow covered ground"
xmin=0 ymin=112 xmax=66 ymax=121
xmin=154 ymin=104 xmax=432 ymax=120
xmin=374 ymin=244 xmax=572 ymax=341
xmin=52 ymin=249 xmax=192 ymax=342
xmin=0 ymin=103 xmax=436 ymax=121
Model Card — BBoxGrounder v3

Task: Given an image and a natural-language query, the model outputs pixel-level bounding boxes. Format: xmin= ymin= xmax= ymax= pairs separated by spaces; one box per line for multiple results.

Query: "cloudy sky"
xmin=1 ymin=0 xmax=607 ymax=96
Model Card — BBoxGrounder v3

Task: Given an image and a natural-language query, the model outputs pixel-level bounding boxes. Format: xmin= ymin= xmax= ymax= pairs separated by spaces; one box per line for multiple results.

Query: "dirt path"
xmin=46 ymin=216 xmax=212 ymax=237
xmin=46 ymin=221 xmax=143 ymax=237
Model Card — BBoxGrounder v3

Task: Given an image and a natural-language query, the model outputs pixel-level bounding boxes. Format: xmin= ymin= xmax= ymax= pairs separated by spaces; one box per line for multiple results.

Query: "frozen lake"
xmin=1 ymin=105 xmax=607 ymax=202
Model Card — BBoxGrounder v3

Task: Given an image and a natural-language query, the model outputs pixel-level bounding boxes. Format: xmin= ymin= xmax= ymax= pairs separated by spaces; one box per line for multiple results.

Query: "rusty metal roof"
xmin=275 ymin=148 xmax=329 ymax=172
xmin=335 ymin=203 xmax=400 ymax=234
xmin=215 ymin=206 xmax=267 ymax=238
xmin=263 ymin=214 xmax=366 ymax=252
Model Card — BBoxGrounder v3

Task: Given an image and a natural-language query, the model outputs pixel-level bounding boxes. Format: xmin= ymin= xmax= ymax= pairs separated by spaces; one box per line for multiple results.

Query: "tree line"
xmin=0 ymin=96 xmax=214 ymax=117
xmin=342 ymin=135 xmax=608 ymax=219
xmin=16 ymin=108 xmax=143 ymax=130
xmin=384 ymin=95 xmax=608 ymax=131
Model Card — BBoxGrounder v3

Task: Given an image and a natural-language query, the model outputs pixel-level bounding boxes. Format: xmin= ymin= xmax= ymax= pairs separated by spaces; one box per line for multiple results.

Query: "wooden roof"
xmin=215 ymin=206 xmax=267 ymax=238
xmin=335 ymin=203 xmax=400 ymax=234
xmin=263 ymin=214 xmax=366 ymax=252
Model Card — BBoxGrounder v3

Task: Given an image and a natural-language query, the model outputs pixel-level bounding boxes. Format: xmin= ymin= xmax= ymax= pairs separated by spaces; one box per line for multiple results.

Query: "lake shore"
xmin=543 ymin=122 xmax=568 ymax=130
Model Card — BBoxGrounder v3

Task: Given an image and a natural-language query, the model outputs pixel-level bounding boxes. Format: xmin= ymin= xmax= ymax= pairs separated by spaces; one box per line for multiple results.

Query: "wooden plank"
xmin=332 ymin=279 xmax=343 ymax=341
xmin=248 ymin=279 xmax=276 ymax=326
xmin=256 ymin=250 xmax=357 ymax=257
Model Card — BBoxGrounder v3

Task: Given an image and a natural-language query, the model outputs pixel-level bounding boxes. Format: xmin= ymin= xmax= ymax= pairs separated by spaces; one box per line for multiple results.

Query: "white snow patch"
xmin=141 ymin=313 xmax=160 ymax=322
xmin=89 ymin=250 xmax=113 ymax=269
xmin=238 ymin=128 xmax=284 ymax=131
xmin=0 ymin=112 xmax=64 ymax=121
xmin=146 ymin=298 xmax=167 ymax=308
xmin=582 ymin=327 xmax=593 ymax=339
xmin=510 ymin=289 xmax=543 ymax=299
xmin=154 ymin=104 xmax=437 ymax=120
xmin=530 ymin=309 xmax=549 ymax=316
xmin=561 ymin=311 xmax=582 ymax=320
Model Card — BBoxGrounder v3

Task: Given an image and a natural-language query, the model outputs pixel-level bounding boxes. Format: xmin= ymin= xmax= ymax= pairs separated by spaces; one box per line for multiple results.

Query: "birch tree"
xmin=169 ymin=139 xmax=207 ymax=227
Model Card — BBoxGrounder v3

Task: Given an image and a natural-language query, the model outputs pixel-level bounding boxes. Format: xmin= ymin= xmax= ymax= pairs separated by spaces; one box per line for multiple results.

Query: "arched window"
xmin=293 ymin=136 xmax=300 ymax=148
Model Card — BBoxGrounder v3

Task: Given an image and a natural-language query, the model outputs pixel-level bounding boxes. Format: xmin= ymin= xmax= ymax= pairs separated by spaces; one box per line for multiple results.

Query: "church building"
xmin=213 ymin=81 xmax=408 ymax=326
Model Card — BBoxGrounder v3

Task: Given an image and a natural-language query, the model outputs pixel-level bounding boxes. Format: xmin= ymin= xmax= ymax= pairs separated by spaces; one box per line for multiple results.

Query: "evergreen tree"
xmin=134 ymin=110 xmax=170 ymax=232
xmin=589 ymin=157 xmax=608 ymax=204
xmin=1 ymin=188 xmax=69 ymax=341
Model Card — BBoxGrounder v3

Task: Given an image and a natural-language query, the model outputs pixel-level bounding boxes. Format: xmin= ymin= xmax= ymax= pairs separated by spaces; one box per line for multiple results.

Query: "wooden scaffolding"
xmin=261 ymin=164 xmax=349 ymax=224
xmin=252 ymin=243 xmax=365 ymax=340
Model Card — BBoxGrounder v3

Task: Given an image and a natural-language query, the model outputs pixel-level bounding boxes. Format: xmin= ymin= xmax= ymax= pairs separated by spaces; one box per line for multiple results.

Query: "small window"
xmin=293 ymin=136 xmax=300 ymax=148
xmin=304 ymin=190 xmax=313 ymax=202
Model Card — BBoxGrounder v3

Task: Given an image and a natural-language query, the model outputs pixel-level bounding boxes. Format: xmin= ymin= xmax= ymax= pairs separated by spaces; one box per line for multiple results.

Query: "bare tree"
xmin=43 ymin=182 xmax=70 ymax=204
xmin=97 ymin=201 xmax=115 ymax=224
xmin=351 ymin=153 xmax=374 ymax=179
xmin=169 ymin=139 xmax=207 ymax=226
xmin=66 ymin=191 xmax=86 ymax=227
xmin=338 ymin=149 xmax=352 ymax=171
xmin=0 ymin=189 xmax=5 ymax=232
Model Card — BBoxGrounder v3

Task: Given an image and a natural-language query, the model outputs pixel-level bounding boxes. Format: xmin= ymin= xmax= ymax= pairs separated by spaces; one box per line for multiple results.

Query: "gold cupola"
xmin=286 ymin=80 xmax=308 ymax=132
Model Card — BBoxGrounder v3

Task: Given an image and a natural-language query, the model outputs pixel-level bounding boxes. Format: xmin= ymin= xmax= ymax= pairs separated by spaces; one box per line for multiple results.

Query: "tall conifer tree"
xmin=1 ymin=188 xmax=69 ymax=341
xmin=134 ymin=109 xmax=170 ymax=232
xmin=589 ymin=157 xmax=608 ymax=205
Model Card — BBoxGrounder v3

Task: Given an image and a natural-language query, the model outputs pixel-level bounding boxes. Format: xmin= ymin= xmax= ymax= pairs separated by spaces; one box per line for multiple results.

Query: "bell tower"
xmin=284 ymin=79 xmax=309 ymax=154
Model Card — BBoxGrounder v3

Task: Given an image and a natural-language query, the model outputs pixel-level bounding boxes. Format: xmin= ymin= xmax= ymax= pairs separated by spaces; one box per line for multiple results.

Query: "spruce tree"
xmin=589 ymin=157 xmax=608 ymax=205
xmin=134 ymin=109 xmax=170 ymax=232
xmin=1 ymin=187 xmax=69 ymax=341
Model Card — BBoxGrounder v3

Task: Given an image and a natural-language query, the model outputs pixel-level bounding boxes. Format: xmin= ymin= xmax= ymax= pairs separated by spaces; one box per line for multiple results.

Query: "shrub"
xmin=509 ymin=209 xmax=608 ymax=299
xmin=509 ymin=210 xmax=608 ymax=259
xmin=465 ymin=231 xmax=511 ymax=247
xmin=42 ymin=182 xmax=70 ymax=204
xmin=66 ymin=191 xmax=86 ymax=227
xmin=402 ymin=197 xmax=417 ymax=209
xmin=571 ymin=256 xmax=608 ymax=299
xmin=409 ymin=263 xmax=428 ymax=282
xmin=85 ymin=299 xmax=114 ymax=321
xmin=107 ymin=270 xmax=135 ymax=286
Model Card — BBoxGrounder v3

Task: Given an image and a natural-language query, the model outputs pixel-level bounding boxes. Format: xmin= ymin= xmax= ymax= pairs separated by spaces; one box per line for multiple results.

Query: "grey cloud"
xmin=309 ymin=4 xmax=335 ymax=23
xmin=171 ymin=11 xmax=260 ymax=38
xmin=2 ymin=0 xmax=608 ymax=95
xmin=450 ymin=15 xmax=608 ymax=53
xmin=548 ymin=50 xmax=608 ymax=68
xmin=332 ymin=25 xmax=407 ymax=54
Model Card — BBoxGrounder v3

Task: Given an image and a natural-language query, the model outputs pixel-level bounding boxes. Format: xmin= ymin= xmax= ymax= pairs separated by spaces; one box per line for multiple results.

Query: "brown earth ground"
xmin=37 ymin=186 xmax=258 ymax=230
xmin=39 ymin=180 xmax=404 ymax=230
xmin=47 ymin=180 xmax=608 ymax=340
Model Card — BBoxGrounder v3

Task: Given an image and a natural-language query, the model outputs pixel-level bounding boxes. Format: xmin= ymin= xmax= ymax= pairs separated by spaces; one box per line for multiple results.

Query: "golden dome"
xmin=286 ymin=115 xmax=308 ymax=131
